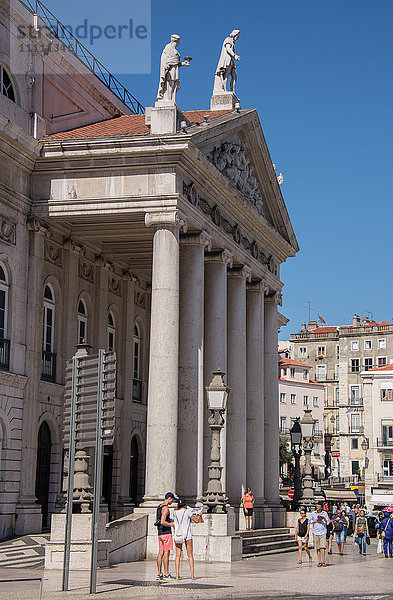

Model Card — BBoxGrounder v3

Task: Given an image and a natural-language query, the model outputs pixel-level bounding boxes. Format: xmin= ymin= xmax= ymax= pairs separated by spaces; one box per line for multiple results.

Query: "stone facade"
xmin=0 ymin=0 xmax=298 ymax=540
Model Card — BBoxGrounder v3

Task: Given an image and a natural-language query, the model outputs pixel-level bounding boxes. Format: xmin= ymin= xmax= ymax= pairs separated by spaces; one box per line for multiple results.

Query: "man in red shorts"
xmin=156 ymin=492 xmax=177 ymax=581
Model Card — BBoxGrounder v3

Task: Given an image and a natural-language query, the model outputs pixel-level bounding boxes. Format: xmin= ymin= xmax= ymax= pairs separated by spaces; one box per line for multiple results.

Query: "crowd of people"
xmin=295 ymin=501 xmax=393 ymax=565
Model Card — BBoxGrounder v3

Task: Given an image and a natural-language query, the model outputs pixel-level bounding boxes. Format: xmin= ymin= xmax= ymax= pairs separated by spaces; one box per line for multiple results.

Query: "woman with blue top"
xmin=355 ymin=509 xmax=370 ymax=555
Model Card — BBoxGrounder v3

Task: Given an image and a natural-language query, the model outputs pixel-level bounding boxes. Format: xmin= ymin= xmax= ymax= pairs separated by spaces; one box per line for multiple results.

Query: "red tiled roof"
xmin=341 ymin=320 xmax=392 ymax=329
xmin=43 ymin=110 xmax=232 ymax=141
xmin=280 ymin=358 xmax=310 ymax=368
xmin=309 ymin=327 xmax=338 ymax=333
xmin=369 ymin=364 xmax=393 ymax=372
xmin=279 ymin=377 xmax=325 ymax=387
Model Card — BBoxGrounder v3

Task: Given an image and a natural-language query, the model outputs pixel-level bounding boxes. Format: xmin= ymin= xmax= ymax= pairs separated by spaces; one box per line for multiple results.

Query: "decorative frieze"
xmin=44 ymin=240 xmax=63 ymax=267
xmin=78 ymin=259 xmax=94 ymax=283
xmin=182 ymin=181 xmax=278 ymax=276
xmin=0 ymin=217 xmax=16 ymax=245
xmin=109 ymin=276 xmax=122 ymax=297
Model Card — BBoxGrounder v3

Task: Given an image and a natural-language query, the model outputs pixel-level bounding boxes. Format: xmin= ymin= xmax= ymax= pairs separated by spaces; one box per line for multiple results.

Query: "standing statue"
xmin=157 ymin=34 xmax=191 ymax=104
xmin=213 ymin=30 xmax=240 ymax=95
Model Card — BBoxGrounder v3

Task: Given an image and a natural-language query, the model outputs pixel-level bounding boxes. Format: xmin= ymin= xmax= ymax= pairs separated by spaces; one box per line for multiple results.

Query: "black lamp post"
xmin=324 ymin=432 xmax=332 ymax=480
xmin=290 ymin=417 xmax=302 ymax=510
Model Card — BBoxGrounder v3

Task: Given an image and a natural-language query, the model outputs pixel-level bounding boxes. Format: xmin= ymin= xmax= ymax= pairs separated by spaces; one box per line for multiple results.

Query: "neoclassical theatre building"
xmin=0 ymin=0 xmax=298 ymax=538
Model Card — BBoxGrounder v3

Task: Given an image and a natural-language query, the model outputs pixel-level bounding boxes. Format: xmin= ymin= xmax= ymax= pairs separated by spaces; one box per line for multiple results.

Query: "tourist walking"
xmin=295 ymin=507 xmax=312 ymax=565
xmin=173 ymin=498 xmax=201 ymax=580
xmin=155 ymin=492 xmax=177 ymax=581
xmin=326 ymin=512 xmax=334 ymax=554
xmin=241 ymin=488 xmax=254 ymax=530
xmin=380 ymin=511 xmax=393 ymax=558
xmin=355 ymin=509 xmax=369 ymax=555
xmin=333 ymin=509 xmax=348 ymax=556
xmin=308 ymin=501 xmax=329 ymax=567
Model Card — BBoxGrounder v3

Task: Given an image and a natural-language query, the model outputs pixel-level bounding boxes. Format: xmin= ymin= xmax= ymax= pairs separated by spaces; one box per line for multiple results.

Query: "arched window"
xmin=42 ymin=284 xmax=56 ymax=381
xmin=132 ymin=323 xmax=142 ymax=402
xmin=0 ymin=263 xmax=10 ymax=370
xmin=77 ymin=299 xmax=87 ymax=344
xmin=107 ymin=311 xmax=115 ymax=352
xmin=1 ymin=66 xmax=16 ymax=104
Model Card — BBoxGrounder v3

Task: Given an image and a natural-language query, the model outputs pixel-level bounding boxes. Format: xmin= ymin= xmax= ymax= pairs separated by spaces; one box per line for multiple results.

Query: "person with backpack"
xmin=333 ymin=509 xmax=348 ymax=556
xmin=155 ymin=492 xmax=177 ymax=581
xmin=355 ymin=509 xmax=370 ymax=555
xmin=173 ymin=498 xmax=201 ymax=580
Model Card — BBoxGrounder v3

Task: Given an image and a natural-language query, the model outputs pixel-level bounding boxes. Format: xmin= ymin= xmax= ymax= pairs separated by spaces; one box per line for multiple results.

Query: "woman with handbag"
xmin=355 ymin=509 xmax=370 ymax=555
xmin=173 ymin=499 xmax=201 ymax=580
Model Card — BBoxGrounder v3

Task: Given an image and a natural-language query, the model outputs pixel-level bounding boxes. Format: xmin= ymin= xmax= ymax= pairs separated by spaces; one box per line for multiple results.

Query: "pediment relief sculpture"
xmin=206 ymin=141 xmax=265 ymax=217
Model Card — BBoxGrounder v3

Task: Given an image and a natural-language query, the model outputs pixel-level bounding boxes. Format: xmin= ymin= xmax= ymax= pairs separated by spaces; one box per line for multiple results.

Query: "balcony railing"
xmin=132 ymin=378 xmax=142 ymax=402
xmin=41 ymin=350 xmax=56 ymax=382
xmin=377 ymin=438 xmax=393 ymax=448
xmin=349 ymin=397 xmax=363 ymax=407
xmin=349 ymin=426 xmax=364 ymax=434
xmin=0 ymin=338 xmax=10 ymax=371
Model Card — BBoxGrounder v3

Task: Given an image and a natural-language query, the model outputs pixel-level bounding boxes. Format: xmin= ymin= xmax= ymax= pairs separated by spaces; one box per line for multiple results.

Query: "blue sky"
xmin=50 ymin=0 xmax=393 ymax=336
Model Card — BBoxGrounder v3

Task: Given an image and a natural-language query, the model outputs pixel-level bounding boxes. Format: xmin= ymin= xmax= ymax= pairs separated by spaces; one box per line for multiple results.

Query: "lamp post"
xmin=203 ymin=370 xmax=229 ymax=513
xmin=300 ymin=409 xmax=316 ymax=509
xmin=361 ymin=437 xmax=369 ymax=482
xmin=290 ymin=418 xmax=302 ymax=510
xmin=324 ymin=432 xmax=332 ymax=480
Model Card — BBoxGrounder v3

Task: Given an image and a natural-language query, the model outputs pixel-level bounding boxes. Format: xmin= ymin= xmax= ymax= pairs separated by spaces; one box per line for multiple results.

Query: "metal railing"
xmin=377 ymin=438 xmax=393 ymax=448
xmin=21 ymin=0 xmax=144 ymax=115
xmin=0 ymin=338 xmax=10 ymax=371
xmin=132 ymin=378 xmax=142 ymax=402
xmin=41 ymin=350 xmax=56 ymax=382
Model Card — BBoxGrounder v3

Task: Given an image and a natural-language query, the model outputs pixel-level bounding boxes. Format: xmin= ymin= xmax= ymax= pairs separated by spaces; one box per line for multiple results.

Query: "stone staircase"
xmin=0 ymin=534 xmax=49 ymax=568
xmin=238 ymin=527 xmax=298 ymax=558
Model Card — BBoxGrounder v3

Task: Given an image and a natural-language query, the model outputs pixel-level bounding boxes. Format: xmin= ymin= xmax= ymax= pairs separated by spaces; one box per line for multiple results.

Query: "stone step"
xmin=237 ymin=527 xmax=290 ymax=538
xmin=242 ymin=533 xmax=294 ymax=546
xmin=243 ymin=539 xmax=298 ymax=556
xmin=243 ymin=545 xmax=299 ymax=558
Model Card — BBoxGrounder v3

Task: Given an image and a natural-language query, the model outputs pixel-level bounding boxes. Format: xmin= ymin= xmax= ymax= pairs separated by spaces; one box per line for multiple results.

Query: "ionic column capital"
xmin=95 ymin=254 xmax=115 ymax=271
xmin=205 ymin=249 xmax=233 ymax=268
xmin=180 ymin=231 xmax=212 ymax=251
xmin=122 ymin=270 xmax=140 ymax=285
xmin=228 ymin=265 xmax=252 ymax=282
xmin=64 ymin=237 xmax=85 ymax=255
xmin=26 ymin=216 xmax=51 ymax=238
xmin=145 ymin=210 xmax=187 ymax=233
xmin=264 ymin=286 xmax=280 ymax=302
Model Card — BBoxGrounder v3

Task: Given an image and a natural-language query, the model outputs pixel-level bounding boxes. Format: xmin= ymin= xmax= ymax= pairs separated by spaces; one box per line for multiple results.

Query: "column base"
xmin=44 ymin=513 xmax=110 ymax=570
xmin=116 ymin=497 xmax=135 ymax=518
xmin=15 ymin=497 xmax=42 ymax=535
xmin=264 ymin=500 xmax=286 ymax=527
xmin=210 ymin=92 xmax=240 ymax=111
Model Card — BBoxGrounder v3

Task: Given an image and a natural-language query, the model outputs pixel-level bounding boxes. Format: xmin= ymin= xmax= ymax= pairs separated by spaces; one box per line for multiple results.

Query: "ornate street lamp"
xmin=300 ymin=409 xmax=316 ymax=508
xmin=203 ymin=370 xmax=229 ymax=513
xmin=324 ymin=432 xmax=332 ymax=480
xmin=290 ymin=418 xmax=302 ymax=510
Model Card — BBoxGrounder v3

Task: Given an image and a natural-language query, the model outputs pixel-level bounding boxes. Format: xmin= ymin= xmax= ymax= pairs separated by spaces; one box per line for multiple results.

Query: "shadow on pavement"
xmin=103 ymin=578 xmax=232 ymax=590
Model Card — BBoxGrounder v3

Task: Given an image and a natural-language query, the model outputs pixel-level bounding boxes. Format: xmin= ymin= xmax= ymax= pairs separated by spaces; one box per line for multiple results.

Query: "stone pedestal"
xmin=149 ymin=103 xmax=188 ymax=134
xmin=15 ymin=497 xmax=42 ymax=536
xmin=134 ymin=506 xmax=242 ymax=562
xmin=44 ymin=513 xmax=110 ymax=570
xmin=210 ymin=92 xmax=240 ymax=111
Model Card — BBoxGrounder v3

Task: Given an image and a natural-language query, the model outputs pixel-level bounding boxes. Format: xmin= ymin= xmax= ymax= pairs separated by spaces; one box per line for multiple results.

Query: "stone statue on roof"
xmin=156 ymin=34 xmax=191 ymax=105
xmin=213 ymin=30 xmax=240 ymax=95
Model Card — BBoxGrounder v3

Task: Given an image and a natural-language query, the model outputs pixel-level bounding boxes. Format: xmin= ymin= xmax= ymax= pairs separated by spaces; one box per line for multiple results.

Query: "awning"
xmin=323 ymin=489 xmax=357 ymax=501
xmin=371 ymin=494 xmax=393 ymax=505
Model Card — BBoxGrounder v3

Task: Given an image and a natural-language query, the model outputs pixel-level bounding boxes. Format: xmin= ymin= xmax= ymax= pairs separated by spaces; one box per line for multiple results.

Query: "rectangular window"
xmin=351 ymin=438 xmax=359 ymax=450
xmin=350 ymin=359 xmax=360 ymax=373
xmin=280 ymin=392 xmax=286 ymax=403
xmin=323 ymin=414 xmax=327 ymax=432
xmin=379 ymin=339 xmax=386 ymax=349
xmin=383 ymin=459 xmax=393 ymax=477
xmin=335 ymin=387 xmax=340 ymax=405
xmin=378 ymin=357 xmax=387 ymax=367
xmin=350 ymin=413 xmax=361 ymax=433
xmin=364 ymin=357 xmax=373 ymax=371
xmin=336 ymin=415 xmax=340 ymax=434
xmin=282 ymin=368 xmax=287 ymax=376
xmin=303 ymin=369 xmax=308 ymax=380
xmin=280 ymin=416 xmax=287 ymax=433
xmin=317 ymin=346 xmax=326 ymax=357
xmin=313 ymin=396 xmax=319 ymax=407
xmin=314 ymin=419 xmax=319 ymax=434
xmin=364 ymin=340 xmax=372 ymax=350
xmin=350 ymin=385 xmax=360 ymax=405
xmin=381 ymin=424 xmax=393 ymax=445
xmin=381 ymin=389 xmax=393 ymax=402
xmin=316 ymin=364 xmax=326 ymax=381
xmin=303 ymin=395 xmax=309 ymax=406
xmin=335 ymin=364 xmax=340 ymax=379
xmin=313 ymin=443 xmax=320 ymax=456
xmin=336 ymin=344 xmax=340 ymax=359
xmin=351 ymin=460 xmax=360 ymax=475
xmin=324 ymin=395 xmax=327 ymax=407
xmin=299 ymin=347 xmax=307 ymax=357
xmin=290 ymin=368 xmax=295 ymax=377
xmin=351 ymin=341 xmax=359 ymax=351
xmin=290 ymin=393 xmax=297 ymax=404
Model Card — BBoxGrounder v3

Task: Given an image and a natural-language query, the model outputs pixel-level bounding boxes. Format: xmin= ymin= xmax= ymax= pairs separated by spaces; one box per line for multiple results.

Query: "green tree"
xmin=279 ymin=437 xmax=293 ymax=474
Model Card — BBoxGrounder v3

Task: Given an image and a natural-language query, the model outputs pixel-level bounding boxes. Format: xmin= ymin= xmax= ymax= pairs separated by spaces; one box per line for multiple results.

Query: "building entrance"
xmin=35 ymin=421 xmax=52 ymax=529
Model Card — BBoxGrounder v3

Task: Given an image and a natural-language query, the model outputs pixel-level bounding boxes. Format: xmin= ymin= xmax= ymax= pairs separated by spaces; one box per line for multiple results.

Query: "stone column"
xmin=263 ymin=290 xmax=284 ymax=526
xmin=203 ymin=250 xmax=232 ymax=493
xmin=94 ymin=256 xmax=111 ymax=350
xmin=15 ymin=218 xmax=47 ymax=534
xmin=246 ymin=280 xmax=266 ymax=528
xmin=142 ymin=211 xmax=185 ymax=504
xmin=226 ymin=266 xmax=250 ymax=519
xmin=177 ymin=233 xmax=211 ymax=502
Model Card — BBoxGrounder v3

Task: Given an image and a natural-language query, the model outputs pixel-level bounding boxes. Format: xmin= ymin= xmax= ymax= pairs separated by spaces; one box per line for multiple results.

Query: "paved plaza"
xmin=0 ymin=539 xmax=392 ymax=600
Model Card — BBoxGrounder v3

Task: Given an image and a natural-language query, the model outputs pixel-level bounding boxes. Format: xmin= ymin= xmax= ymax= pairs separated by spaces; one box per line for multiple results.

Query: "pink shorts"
xmin=158 ymin=534 xmax=173 ymax=552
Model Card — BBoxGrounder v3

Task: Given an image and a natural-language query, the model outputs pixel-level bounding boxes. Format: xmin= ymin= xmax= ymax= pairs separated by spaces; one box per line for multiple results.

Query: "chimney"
xmin=308 ymin=320 xmax=318 ymax=331
xmin=301 ymin=322 xmax=307 ymax=332
xmin=353 ymin=314 xmax=361 ymax=327
xmin=362 ymin=316 xmax=370 ymax=325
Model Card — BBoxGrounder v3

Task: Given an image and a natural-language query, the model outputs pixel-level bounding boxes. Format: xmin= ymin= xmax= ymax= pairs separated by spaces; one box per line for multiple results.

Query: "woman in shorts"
xmin=173 ymin=499 xmax=200 ymax=580
xmin=295 ymin=507 xmax=312 ymax=564
xmin=241 ymin=488 xmax=254 ymax=530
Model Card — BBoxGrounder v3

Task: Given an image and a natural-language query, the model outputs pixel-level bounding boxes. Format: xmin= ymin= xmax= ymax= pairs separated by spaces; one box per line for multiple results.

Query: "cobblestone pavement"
xmin=0 ymin=538 xmax=392 ymax=600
